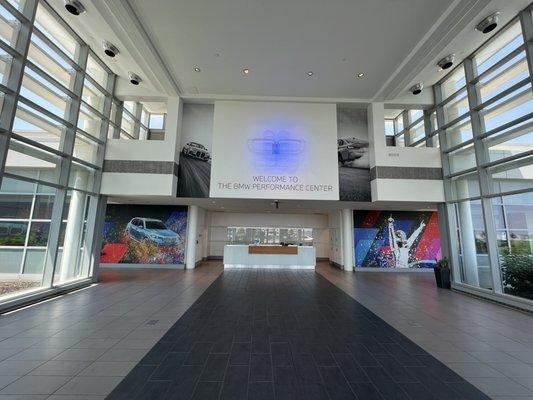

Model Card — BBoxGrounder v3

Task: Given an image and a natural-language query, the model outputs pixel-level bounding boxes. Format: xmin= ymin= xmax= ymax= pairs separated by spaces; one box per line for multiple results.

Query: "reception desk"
xmin=224 ymin=245 xmax=316 ymax=268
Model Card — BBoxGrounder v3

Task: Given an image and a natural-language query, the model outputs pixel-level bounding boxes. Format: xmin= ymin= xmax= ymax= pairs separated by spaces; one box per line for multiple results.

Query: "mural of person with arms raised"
xmin=387 ymin=215 xmax=426 ymax=268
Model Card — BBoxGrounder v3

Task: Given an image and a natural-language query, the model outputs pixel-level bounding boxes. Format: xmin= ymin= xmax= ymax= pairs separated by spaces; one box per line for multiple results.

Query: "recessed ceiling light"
xmin=242 ymin=68 xmax=250 ymax=75
xmin=307 ymin=71 xmax=314 ymax=76
xmin=356 ymin=72 xmax=365 ymax=78
xmin=194 ymin=66 xmax=201 ymax=72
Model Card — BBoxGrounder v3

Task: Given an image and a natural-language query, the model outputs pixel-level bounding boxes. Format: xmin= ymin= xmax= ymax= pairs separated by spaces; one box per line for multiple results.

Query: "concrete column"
xmin=186 ymin=205 xmax=198 ymax=269
xmin=59 ymin=173 xmax=87 ymax=282
xmin=341 ymin=209 xmax=354 ymax=271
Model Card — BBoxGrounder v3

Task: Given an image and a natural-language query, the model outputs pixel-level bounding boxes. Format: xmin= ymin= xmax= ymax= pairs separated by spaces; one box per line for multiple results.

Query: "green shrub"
xmin=500 ymin=253 xmax=533 ymax=299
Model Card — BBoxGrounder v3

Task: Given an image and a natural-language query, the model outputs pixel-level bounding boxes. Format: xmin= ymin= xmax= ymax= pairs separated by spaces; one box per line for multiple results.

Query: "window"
xmin=437 ymin=8 xmax=533 ymax=304
xmin=149 ymin=113 xmax=165 ymax=130
xmin=453 ymin=200 xmax=492 ymax=289
xmin=0 ymin=1 xmax=114 ymax=304
xmin=227 ymin=227 xmax=313 ymax=245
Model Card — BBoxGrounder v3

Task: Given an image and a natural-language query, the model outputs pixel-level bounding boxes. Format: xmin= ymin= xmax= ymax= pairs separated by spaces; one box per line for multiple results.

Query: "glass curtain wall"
xmin=436 ymin=7 xmax=533 ymax=302
xmin=387 ymin=108 xmax=440 ymax=148
xmin=107 ymin=100 xmax=166 ymax=141
xmin=0 ymin=0 xmax=114 ymax=302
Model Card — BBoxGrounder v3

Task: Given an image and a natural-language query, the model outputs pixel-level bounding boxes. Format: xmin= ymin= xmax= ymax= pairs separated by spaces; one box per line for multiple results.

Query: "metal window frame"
xmin=0 ymin=0 xmax=115 ymax=309
xmin=436 ymin=6 xmax=533 ymax=302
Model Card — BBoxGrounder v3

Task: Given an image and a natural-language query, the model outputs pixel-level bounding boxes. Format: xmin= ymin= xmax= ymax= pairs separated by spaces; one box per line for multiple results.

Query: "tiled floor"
xmin=0 ymin=262 xmax=531 ymax=399
xmin=316 ymin=264 xmax=533 ymax=400
xmin=0 ymin=264 xmax=222 ymax=400
xmin=107 ymin=268 xmax=490 ymax=400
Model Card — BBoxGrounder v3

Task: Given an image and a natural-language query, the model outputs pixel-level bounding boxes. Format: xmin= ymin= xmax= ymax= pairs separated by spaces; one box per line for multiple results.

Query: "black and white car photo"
xmin=337 ymin=137 xmax=369 ymax=165
xmin=182 ymin=142 xmax=210 ymax=162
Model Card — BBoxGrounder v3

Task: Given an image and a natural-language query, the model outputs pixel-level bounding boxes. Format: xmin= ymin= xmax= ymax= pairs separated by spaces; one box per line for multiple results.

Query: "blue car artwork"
xmin=125 ymin=217 xmax=181 ymax=246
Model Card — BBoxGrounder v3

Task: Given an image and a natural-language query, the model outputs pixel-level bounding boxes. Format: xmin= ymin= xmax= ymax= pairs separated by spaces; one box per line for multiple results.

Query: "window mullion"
xmin=402 ymin=111 xmax=410 ymax=146
xmin=0 ymin=0 xmax=38 ymax=186
xmin=519 ymin=9 xmax=533 ymax=89
xmin=464 ymin=57 xmax=503 ymax=294
xmin=41 ymin=43 xmax=89 ymax=288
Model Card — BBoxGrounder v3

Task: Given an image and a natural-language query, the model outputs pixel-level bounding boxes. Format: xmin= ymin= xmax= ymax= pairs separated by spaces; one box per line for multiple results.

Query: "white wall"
xmin=101 ymin=97 xmax=182 ymax=197
xmin=368 ymin=102 xmax=445 ymax=203
xmin=196 ymin=207 xmax=208 ymax=262
xmin=208 ymin=212 xmax=330 ymax=258
xmin=328 ymin=211 xmax=343 ymax=266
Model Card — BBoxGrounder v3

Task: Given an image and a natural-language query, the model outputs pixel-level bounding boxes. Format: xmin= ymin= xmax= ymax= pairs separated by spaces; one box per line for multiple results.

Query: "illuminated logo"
xmin=247 ymin=130 xmax=304 ymax=172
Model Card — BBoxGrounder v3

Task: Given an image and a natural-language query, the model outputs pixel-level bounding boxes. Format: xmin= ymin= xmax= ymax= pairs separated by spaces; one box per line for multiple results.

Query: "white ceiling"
xmin=47 ymin=0 xmax=531 ymax=101
xmin=126 ymin=0 xmax=456 ymax=99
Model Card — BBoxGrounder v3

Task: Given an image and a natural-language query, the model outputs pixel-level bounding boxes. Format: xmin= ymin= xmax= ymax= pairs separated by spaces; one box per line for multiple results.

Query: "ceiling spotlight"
xmin=194 ymin=66 xmax=201 ymax=72
xmin=476 ymin=12 xmax=500 ymax=34
xmin=64 ymin=0 xmax=86 ymax=15
xmin=102 ymin=41 xmax=119 ymax=58
xmin=307 ymin=71 xmax=314 ymax=76
xmin=242 ymin=68 xmax=250 ymax=75
xmin=437 ymin=54 xmax=455 ymax=70
xmin=410 ymin=82 xmax=424 ymax=95
xmin=356 ymin=72 xmax=365 ymax=78
xmin=128 ymin=72 xmax=142 ymax=85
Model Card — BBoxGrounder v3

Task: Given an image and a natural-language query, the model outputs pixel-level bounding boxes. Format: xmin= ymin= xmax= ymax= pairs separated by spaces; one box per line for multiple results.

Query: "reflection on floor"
xmin=0 ymin=262 xmax=530 ymax=399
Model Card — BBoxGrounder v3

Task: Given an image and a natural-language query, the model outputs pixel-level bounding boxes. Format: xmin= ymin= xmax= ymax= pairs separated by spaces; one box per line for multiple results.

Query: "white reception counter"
xmin=223 ymin=245 xmax=316 ymax=269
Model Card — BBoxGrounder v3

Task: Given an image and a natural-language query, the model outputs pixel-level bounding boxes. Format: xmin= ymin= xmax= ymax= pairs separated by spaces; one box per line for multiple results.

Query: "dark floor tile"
xmin=211 ymin=335 xmax=234 ymax=353
xmin=271 ymin=342 xmax=292 ymax=367
xmin=230 ymin=342 xmax=251 ymax=366
xmin=333 ymin=353 xmax=370 ymax=382
xmin=252 ymin=334 xmax=270 ymax=354
xmin=135 ymin=380 xmax=172 ymax=400
xmin=375 ymin=354 xmax=419 ymax=383
xmin=383 ymin=343 xmax=423 ymax=367
xmin=309 ymin=343 xmax=336 ymax=367
xmin=399 ymin=382 xmax=438 ymax=400
xmin=319 ymin=366 xmax=356 ymax=400
xmin=349 ymin=382 xmax=384 ymax=400
xmin=220 ymin=365 xmax=249 ymax=400
xmin=250 ymin=353 xmax=273 ymax=382
xmin=200 ymin=353 xmax=229 ymax=381
xmin=150 ymin=352 xmax=187 ymax=381
xmin=165 ymin=365 xmax=204 ymax=400
xmin=297 ymin=382 xmax=329 ymax=400
xmin=363 ymin=366 xmax=410 ymax=400
xmin=293 ymin=353 xmax=321 ymax=383
xmin=184 ymin=342 xmax=214 ymax=366
xmin=108 ymin=270 xmax=492 ymax=400
xmin=248 ymin=381 xmax=275 ymax=400
xmin=347 ymin=343 xmax=379 ymax=367
xmin=192 ymin=381 xmax=222 ymax=400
